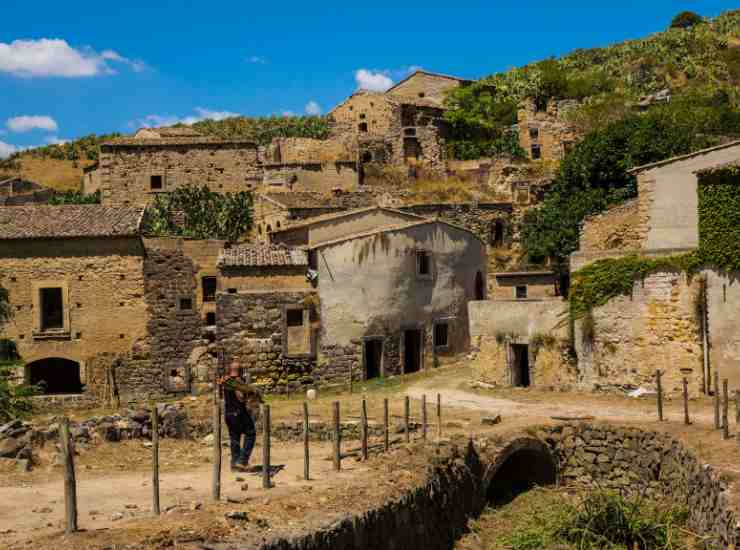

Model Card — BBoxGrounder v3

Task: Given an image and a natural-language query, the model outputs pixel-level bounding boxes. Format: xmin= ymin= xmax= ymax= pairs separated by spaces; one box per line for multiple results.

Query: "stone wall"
xmin=100 ymin=142 xmax=261 ymax=207
xmin=517 ymin=98 xmax=580 ymax=162
xmin=387 ymin=72 xmax=466 ymax=106
xmin=261 ymin=162 xmax=358 ymax=192
xmin=578 ymin=198 xmax=644 ymax=253
xmin=574 ymin=270 xmax=703 ymax=395
xmin=544 ymin=423 xmax=738 ymax=547
xmin=329 ymin=92 xmax=399 ymax=138
xmin=265 ymin=138 xmax=354 ymax=164
xmin=217 ymin=290 xmax=318 ymax=393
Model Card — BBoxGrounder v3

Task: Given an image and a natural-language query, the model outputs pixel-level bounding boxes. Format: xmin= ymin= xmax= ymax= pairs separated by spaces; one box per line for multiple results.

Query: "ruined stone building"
xmin=0 ymin=177 xmax=55 ymax=206
xmin=517 ymin=98 xmax=580 ymax=162
xmin=214 ymin=206 xmax=487 ymax=391
xmin=93 ymin=127 xmax=261 ymax=207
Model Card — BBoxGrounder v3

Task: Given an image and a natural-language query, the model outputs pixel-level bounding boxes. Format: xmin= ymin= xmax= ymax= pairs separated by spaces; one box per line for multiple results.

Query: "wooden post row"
xmin=303 ymin=402 xmax=310 ymax=481
xmin=262 ymin=404 xmax=272 ymax=489
xmin=714 ymin=371 xmax=721 ymax=429
xmin=212 ymin=374 xmax=221 ymax=502
xmin=383 ymin=398 xmax=390 ymax=452
xmin=333 ymin=401 xmax=341 ymax=471
xmin=60 ymin=417 xmax=78 ymax=534
xmin=361 ymin=397 xmax=369 ymax=461
xmin=421 ymin=394 xmax=427 ymax=441
xmin=723 ymin=379 xmax=730 ymax=440
xmin=151 ymin=403 xmax=160 ymax=516
xmin=683 ymin=377 xmax=691 ymax=426
xmin=437 ymin=393 xmax=442 ymax=440
xmin=655 ymin=370 xmax=664 ymax=422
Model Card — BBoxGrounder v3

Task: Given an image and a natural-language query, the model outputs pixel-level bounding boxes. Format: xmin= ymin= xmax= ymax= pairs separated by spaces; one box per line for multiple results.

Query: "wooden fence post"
xmin=303 ymin=402 xmax=310 ymax=481
xmin=421 ymin=394 xmax=427 ymax=441
xmin=361 ymin=397 xmax=368 ymax=461
xmin=262 ymin=404 xmax=271 ymax=489
xmin=404 ymin=396 xmax=410 ymax=443
xmin=333 ymin=401 xmax=341 ymax=471
xmin=436 ymin=393 xmax=442 ymax=441
xmin=714 ymin=371 xmax=721 ymax=429
xmin=655 ymin=370 xmax=663 ymax=422
xmin=383 ymin=398 xmax=389 ymax=452
xmin=212 ymin=374 xmax=221 ymax=502
xmin=735 ymin=391 xmax=740 ymax=444
xmin=723 ymin=379 xmax=730 ymax=440
xmin=151 ymin=403 xmax=160 ymax=516
xmin=683 ymin=378 xmax=691 ymax=426
xmin=60 ymin=417 xmax=78 ymax=534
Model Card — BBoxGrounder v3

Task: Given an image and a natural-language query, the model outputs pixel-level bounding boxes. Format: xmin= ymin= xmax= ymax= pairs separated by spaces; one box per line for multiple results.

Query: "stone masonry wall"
xmin=578 ymin=198 xmax=645 ymax=253
xmin=574 ymin=270 xmax=703 ymax=395
xmin=217 ymin=291 xmax=317 ymax=393
xmin=100 ymin=143 xmax=261 ymax=207
xmin=518 ymin=98 xmax=580 ymax=162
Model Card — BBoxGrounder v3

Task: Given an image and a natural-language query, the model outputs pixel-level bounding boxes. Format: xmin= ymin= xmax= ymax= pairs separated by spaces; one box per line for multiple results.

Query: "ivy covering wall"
xmin=568 ymin=167 xmax=740 ymax=320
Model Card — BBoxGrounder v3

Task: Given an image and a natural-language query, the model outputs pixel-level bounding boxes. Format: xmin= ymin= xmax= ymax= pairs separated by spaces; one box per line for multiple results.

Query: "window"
xmin=359 ymin=113 xmax=366 ymax=119
xmin=205 ymin=311 xmax=216 ymax=326
xmin=179 ymin=297 xmax=193 ymax=311
xmin=416 ymin=250 xmax=431 ymax=278
xmin=287 ymin=309 xmax=304 ymax=326
xmin=150 ymin=175 xmax=163 ymax=190
xmin=418 ymin=92 xmax=425 ymax=98
xmin=358 ymin=122 xmax=368 ymax=133
xmin=529 ymin=127 xmax=539 ymax=140
xmin=516 ymin=285 xmax=528 ymax=299
xmin=530 ymin=144 xmax=542 ymax=160
xmin=362 ymin=152 xmax=373 ymax=163
xmin=308 ymin=250 xmax=318 ymax=270
xmin=40 ymin=288 xmax=64 ymax=330
xmin=434 ymin=322 xmax=449 ymax=349
xmin=475 ymin=271 xmax=485 ymax=300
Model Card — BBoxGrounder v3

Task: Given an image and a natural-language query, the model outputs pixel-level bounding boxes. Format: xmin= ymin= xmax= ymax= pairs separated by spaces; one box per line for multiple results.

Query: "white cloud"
xmin=305 ymin=101 xmax=322 ymax=115
xmin=354 ymin=69 xmax=394 ymax=92
xmin=0 ymin=141 xmax=20 ymax=159
xmin=44 ymin=136 xmax=68 ymax=145
xmin=247 ymin=56 xmax=268 ymax=64
xmin=0 ymin=38 xmax=148 ymax=78
xmin=132 ymin=107 xmax=240 ymax=128
xmin=7 ymin=115 xmax=58 ymax=133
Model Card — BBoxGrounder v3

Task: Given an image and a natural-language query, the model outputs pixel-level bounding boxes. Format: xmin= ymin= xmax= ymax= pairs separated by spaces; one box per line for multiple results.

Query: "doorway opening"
xmin=27 ymin=358 xmax=83 ymax=394
xmin=475 ymin=271 xmax=486 ymax=300
xmin=363 ymin=339 xmax=383 ymax=380
xmin=403 ymin=329 xmax=422 ymax=373
xmin=511 ymin=344 xmax=530 ymax=387
xmin=487 ymin=445 xmax=556 ymax=506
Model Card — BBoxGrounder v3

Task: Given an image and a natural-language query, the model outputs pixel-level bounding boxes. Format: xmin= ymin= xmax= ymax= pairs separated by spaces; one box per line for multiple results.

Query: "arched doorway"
xmin=475 ymin=271 xmax=486 ymax=300
xmin=27 ymin=358 xmax=83 ymax=394
xmin=487 ymin=443 xmax=557 ymax=506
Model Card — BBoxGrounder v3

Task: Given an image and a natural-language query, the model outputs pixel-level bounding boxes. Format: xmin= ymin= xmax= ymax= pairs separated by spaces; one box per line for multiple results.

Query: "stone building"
xmin=218 ymin=208 xmax=487 ymax=392
xmin=572 ymin=140 xmax=740 ymax=395
xmin=0 ymin=177 xmax=55 ymax=206
xmin=517 ymin=98 xmax=580 ymax=161
xmin=97 ymin=127 xmax=261 ymax=207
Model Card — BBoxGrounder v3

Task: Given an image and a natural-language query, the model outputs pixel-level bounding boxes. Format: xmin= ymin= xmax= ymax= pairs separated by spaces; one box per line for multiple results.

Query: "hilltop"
xmin=1 ymin=8 xmax=738 ymax=191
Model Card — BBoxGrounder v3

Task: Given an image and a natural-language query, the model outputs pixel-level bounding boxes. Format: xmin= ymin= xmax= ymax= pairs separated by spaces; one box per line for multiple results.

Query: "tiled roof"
xmin=695 ymin=159 xmax=740 ymax=176
xmin=0 ymin=205 xmax=144 ymax=240
xmin=262 ymin=191 xmax=376 ymax=210
xmin=268 ymin=206 xmax=424 ymax=234
xmin=219 ymin=243 xmax=308 ymax=267
xmin=628 ymin=140 xmax=740 ymax=174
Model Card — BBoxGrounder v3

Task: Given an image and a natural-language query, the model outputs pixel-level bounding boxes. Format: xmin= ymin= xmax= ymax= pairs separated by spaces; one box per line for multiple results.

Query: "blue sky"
xmin=1 ymin=0 xmax=737 ymax=157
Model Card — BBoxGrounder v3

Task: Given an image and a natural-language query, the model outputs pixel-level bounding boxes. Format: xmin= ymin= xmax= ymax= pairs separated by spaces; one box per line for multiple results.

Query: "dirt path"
xmin=0 ymin=439 xmax=371 ymax=546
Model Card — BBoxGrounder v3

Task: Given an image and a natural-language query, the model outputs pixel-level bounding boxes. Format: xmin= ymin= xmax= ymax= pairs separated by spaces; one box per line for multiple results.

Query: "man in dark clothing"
xmin=220 ymin=361 xmax=257 ymax=472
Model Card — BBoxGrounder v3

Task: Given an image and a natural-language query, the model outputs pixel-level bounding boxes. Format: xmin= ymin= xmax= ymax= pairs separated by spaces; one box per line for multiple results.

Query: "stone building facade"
xmin=98 ymin=128 xmax=261 ymax=207
xmin=517 ymin=98 xmax=580 ymax=162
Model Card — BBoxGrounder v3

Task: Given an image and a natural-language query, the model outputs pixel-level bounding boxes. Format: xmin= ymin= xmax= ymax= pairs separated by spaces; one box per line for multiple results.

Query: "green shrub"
xmin=670 ymin=11 xmax=704 ymax=30
xmin=0 ymin=340 xmax=37 ymax=422
xmin=48 ymin=189 xmax=101 ymax=205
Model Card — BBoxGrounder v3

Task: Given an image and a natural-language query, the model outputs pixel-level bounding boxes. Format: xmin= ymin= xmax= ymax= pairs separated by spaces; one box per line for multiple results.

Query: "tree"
xmin=0 ymin=289 xmax=37 ymax=421
xmin=670 ymin=11 xmax=703 ymax=29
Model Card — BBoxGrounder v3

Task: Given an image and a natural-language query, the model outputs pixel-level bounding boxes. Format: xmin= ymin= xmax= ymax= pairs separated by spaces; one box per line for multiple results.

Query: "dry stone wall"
xmin=578 ymin=198 xmax=644 ymax=253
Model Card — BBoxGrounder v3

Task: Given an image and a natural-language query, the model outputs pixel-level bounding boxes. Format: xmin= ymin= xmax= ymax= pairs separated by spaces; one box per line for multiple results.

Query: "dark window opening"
xmin=358 ymin=122 xmax=368 ymax=133
xmin=202 ymin=276 xmax=217 ymax=302
xmin=403 ymin=329 xmax=422 ymax=374
xmin=359 ymin=113 xmax=366 ymax=119
xmin=308 ymin=250 xmax=318 ymax=270
xmin=179 ymin=297 xmax=193 ymax=310
xmin=361 ymin=151 xmax=373 ymax=163
xmin=416 ymin=250 xmax=431 ymax=277
xmin=516 ymin=286 xmax=528 ymax=299
xmin=491 ymin=220 xmax=505 ymax=247
xmin=475 ymin=271 xmax=486 ymax=300
xmin=418 ymin=92 xmax=425 ymax=98
xmin=434 ymin=323 xmax=449 ymax=349
xmin=487 ymin=447 xmax=556 ymax=506
xmin=228 ymin=288 xmax=237 ymax=294
xmin=28 ymin=358 xmax=82 ymax=395
xmin=150 ymin=175 xmax=163 ymax=190
xmin=364 ymin=339 xmax=382 ymax=380
xmin=276 ymin=221 xmax=281 ymax=228
xmin=404 ymin=137 xmax=420 ymax=162
xmin=511 ymin=344 xmax=530 ymax=387
xmin=529 ymin=127 xmax=539 ymax=140
xmin=266 ymin=225 xmax=272 ymax=233
xmin=40 ymin=287 xmax=64 ymax=330
xmin=205 ymin=311 xmax=216 ymax=326
xmin=287 ymin=309 xmax=304 ymax=327
xmin=530 ymin=144 xmax=541 ymax=160
xmin=404 ymin=127 xmax=416 ymax=136
xmin=206 ymin=332 xmax=216 ymax=343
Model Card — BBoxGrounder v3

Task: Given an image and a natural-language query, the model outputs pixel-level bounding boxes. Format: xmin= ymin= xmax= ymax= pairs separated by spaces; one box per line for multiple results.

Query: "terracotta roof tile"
xmin=0 ymin=205 xmax=144 ymax=240
xmin=262 ymin=191 xmax=376 ymax=210
xmin=219 ymin=243 xmax=308 ymax=267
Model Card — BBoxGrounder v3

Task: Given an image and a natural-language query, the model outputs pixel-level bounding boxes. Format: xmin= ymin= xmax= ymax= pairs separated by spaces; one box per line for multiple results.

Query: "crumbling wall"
xmin=261 ymin=162 xmax=359 ymax=192
xmin=579 ymin=198 xmax=644 ymax=253
xmin=518 ymin=98 xmax=580 ymax=162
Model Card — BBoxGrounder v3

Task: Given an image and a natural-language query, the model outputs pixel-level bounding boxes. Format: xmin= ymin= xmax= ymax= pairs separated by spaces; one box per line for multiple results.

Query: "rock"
xmin=124 ymin=504 xmax=138 ymax=510
xmin=201 ymin=434 xmax=214 ymax=446
xmin=241 ymin=483 xmax=249 ymax=491
xmin=110 ymin=512 xmax=124 ymax=521
xmin=33 ymin=507 xmax=52 ymax=513
xmin=16 ymin=458 xmax=31 ymax=472
xmin=225 ymin=511 xmax=248 ymax=520
xmin=481 ymin=415 xmax=502 ymax=426
xmin=190 ymin=501 xmax=202 ymax=511
xmin=0 ymin=437 xmax=23 ymax=458
xmin=142 ymin=441 xmax=152 ymax=448
xmin=235 ymin=476 xmax=245 ymax=482
xmin=16 ymin=446 xmax=33 ymax=461
xmin=0 ymin=420 xmax=22 ymax=436
xmin=306 ymin=389 xmax=317 ymax=400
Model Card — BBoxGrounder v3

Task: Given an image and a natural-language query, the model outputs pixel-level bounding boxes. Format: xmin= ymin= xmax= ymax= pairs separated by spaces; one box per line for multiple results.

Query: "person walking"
xmin=219 ymin=361 xmax=259 ymax=472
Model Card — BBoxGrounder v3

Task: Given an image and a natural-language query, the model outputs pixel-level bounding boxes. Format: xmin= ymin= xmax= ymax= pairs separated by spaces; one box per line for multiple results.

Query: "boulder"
xmin=0 ymin=420 xmax=22 ymax=436
xmin=481 ymin=415 xmax=502 ymax=426
xmin=0 ymin=437 xmax=23 ymax=458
